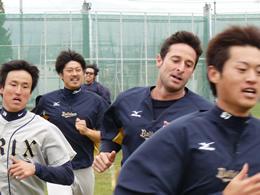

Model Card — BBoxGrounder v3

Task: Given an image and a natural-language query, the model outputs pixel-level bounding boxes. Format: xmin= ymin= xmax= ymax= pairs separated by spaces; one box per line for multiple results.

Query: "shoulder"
xmin=185 ymin=88 xmax=214 ymax=110
xmin=81 ymin=88 xmax=103 ymax=99
xmin=118 ymin=86 xmax=150 ymax=98
xmin=112 ymin=86 xmax=150 ymax=105
xmin=251 ymin=116 xmax=260 ymax=124
xmin=41 ymin=89 xmax=61 ymax=99
xmin=80 ymin=89 xmax=109 ymax=107
xmin=163 ymin=111 xmax=208 ymax=135
xmin=27 ymin=111 xmax=58 ymax=129
xmin=36 ymin=90 xmax=62 ymax=107
xmin=95 ymin=82 xmax=110 ymax=91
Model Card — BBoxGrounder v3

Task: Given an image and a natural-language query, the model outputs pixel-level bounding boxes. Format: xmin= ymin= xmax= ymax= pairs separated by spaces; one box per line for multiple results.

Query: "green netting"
xmin=0 ymin=12 xmax=258 ymax=108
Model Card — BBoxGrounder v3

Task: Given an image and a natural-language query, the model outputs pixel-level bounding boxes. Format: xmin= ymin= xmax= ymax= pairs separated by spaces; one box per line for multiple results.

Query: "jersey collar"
xmin=62 ymin=87 xmax=82 ymax=96
xmin=0 ymin=107 xmax=27 ymax=121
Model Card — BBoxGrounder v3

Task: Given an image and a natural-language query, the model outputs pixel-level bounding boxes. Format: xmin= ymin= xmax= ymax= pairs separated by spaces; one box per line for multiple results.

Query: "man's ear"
xmin=208 ymin=65 xmax=220 ymax=84
xmin=156 ymin=54 xmax=163 ymax=68
xmin=0 ymin=86 xmax=3 ymax=94
xmin=59 ymin=72 xmax=64 ymax=80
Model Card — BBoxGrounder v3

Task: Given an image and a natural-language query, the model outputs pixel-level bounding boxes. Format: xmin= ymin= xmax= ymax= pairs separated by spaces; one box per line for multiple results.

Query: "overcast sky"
xmin=3 ymin=0 xmax=260 ymax=14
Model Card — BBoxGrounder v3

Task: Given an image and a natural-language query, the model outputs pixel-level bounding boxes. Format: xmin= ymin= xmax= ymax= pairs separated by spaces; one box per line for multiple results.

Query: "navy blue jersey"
xmin=100 ymin=86 xmax=214 ymax=165
xmin=33 ymin=88 xmax=109 ymax=169
xmin=81 ymin=81 xmax=111 ymax=104
xmin=115 ymin=105 xmax=260 ymax=195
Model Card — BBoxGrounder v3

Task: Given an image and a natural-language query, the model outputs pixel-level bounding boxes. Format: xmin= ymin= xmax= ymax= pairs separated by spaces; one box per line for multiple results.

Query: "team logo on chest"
xmin=216 ymin=168 xmax=247 ymax=182
xmin=0 ymin=138 xmax=37 ymax=157
xmin=62 ymin=112 xmax=77 ymax=118
xmin=140 ymin=129 xmax=153 ymax=140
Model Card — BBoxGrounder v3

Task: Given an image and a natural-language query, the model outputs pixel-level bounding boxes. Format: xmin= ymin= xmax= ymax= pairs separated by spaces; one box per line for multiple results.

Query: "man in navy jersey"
xmin=114 ymin=25 xmax=260 ymax=195
xmin=92 ymin=30 xmax=214 ymax=182
xmin=0 ymin=60 xmax=76 ymax=195
xmin=81 ymin=63 xmax=111 ymax=104
xmin=33 ymin=49 xmax=108 ymax=195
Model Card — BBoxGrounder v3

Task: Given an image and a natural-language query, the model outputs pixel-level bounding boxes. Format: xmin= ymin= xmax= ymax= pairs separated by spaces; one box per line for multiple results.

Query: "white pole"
xmin=20 ymin=0 xmax=23 ymax=14
xmin=120 ymin=12 xmax=124 ymax=92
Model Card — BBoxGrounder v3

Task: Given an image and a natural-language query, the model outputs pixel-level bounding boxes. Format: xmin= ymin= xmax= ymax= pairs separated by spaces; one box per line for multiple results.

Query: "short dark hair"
xmin=86 ymin=63 xmax=99 ymax=76
xmin=55 ymin=49 xmax=86 ymax=74
xmin=0 ymin=60 xmax=39 ymax=93
xmin=206 ymin=25 xmax=260 ymax=97
xmin=160 ymin=31 xmax=203 ymax=69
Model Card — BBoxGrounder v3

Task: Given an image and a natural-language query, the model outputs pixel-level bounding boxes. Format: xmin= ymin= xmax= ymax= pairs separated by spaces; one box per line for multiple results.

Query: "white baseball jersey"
xmin=0 ymin=111 xmax=76 ymax=195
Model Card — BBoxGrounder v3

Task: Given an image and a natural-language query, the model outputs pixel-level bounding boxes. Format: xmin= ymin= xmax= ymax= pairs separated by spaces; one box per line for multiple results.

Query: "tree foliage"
xmin=0 ymin=1 xmax=13 ymax=65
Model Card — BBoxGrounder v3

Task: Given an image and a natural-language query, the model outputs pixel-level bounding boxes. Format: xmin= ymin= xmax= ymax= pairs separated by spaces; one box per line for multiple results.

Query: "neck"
xmin=151 ymin=87 xmax=186 ymax=101
xmin=85 ymin=80 xmax=94 ymax=84
xmin=217 ymin=102 xmax=251 ymax=117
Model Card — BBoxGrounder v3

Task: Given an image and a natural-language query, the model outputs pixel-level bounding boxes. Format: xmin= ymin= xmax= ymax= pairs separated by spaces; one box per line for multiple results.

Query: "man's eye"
xmin=238 ymin=68 xmax=246 ymax=72
xmin=186 ymin=64 xmax=192 ymax=68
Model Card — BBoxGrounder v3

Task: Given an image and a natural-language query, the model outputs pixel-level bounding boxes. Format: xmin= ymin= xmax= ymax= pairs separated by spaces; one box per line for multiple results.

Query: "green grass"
xmin=251 ymin=102 xmax=260 ymax=118
xmin=94 ymin=151 xmax=122 ymax=195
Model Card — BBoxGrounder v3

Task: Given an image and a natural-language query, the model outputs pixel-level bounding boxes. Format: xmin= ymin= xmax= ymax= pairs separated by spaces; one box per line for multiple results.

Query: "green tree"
xmin=0 ymin=0 xmax=13 ymax=65
xmin=0 ymin=0 xmax=4 ymax=13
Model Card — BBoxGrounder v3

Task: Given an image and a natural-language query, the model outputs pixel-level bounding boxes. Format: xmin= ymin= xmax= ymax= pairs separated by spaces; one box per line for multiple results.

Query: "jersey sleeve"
xmin=100 ymin=87 xmax=111 ymax=105
xmin=94 ymin=98 xmax=109 ymax=130
xmin=100 ymin=101 xmax=124 ymax=152
xmin=35 ymin=161 xmax=74 ymax=185
xmin=31 ymin=95 xmax=45 ymax=115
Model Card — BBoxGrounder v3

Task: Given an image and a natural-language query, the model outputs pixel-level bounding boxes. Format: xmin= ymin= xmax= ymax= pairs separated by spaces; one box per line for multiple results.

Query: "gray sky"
xmin=3 ymin=0 xmax=260 ymax=14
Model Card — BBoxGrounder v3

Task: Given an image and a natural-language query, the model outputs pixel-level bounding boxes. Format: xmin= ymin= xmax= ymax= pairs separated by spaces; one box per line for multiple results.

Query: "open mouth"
xmin=243 ymin=88 xmax=256 ymax=94
xmin=172 ymin=75 xmax=182 ymax=81
xmin=71 ymin=78 xmax=79 ymax=82
xmin=13 ymin=97 xmax=21 ymax=102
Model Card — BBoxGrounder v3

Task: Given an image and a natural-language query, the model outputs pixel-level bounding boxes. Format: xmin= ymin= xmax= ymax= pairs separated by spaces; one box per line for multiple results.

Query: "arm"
xmin=100 ymin=87 xmax=111 ymax=105
xmin=8 ymin=157 xmax=74 ymax=185
xmin=92 ymin=151 xmax=116 ymax=173
xmin=75 ymin=118 xmax=101 ymax=143
xmin=31 ymin=95 xmax=43 ymax=113
xmin=76 ymin=95 xmax=110 ymax=143
xmin=92 ymin=140 xmax=121 ymax=173
xmin=92 ymin=97 xmax=122 ymax=173
xmin=100 ymin=102 xmax=124 ymax=152
xmin=8 ymin=156 xmax=35 ymax=180
xmin=31 ymin=95 xmax=44 ymax=115
xmin=34 ymin=161 xmax=74 ymax=185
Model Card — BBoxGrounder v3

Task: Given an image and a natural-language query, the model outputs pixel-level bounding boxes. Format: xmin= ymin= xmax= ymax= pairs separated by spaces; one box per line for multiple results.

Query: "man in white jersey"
xmin=0 ymin=60 xmax=76 ymax=195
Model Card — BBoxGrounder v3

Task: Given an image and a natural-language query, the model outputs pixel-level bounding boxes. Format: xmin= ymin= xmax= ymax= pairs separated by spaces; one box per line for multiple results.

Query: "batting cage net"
xmin=0 ymin=11 xmax=259 ymax=116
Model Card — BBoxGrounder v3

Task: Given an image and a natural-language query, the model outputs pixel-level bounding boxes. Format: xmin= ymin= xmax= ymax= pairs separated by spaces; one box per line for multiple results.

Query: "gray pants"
xmin=47 ymin=167 xmax=95 ymax=195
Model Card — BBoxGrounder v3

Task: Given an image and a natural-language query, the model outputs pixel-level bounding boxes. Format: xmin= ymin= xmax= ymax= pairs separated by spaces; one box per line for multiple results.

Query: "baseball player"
xmin=0 ymin=60 xmax=76 ymax=195
xmin=114 ymin=25 xmax=260 ymax=194
xmin=81 ymin=63 xmax=111 ymax=104
xmin=32 ymin=49 xmax=109 ymax=195
xmin=92 ymin=30 xmax=214 ymax=181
